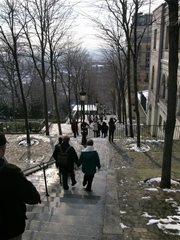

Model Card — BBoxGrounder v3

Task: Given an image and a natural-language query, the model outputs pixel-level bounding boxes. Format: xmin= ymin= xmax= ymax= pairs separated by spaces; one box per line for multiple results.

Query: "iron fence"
xmin=114 ymin=124 xmax=180 ymax=140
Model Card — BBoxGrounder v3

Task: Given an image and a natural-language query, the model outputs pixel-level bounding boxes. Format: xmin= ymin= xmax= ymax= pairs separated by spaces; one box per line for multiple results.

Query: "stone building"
xmin=147 ymin=3 xmax=180 ymax=139
xmin=135 ymin=13 xmax=152 ymax=91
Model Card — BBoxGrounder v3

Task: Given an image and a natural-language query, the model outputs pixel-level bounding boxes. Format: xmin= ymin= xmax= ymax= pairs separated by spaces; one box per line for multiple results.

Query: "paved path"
xmin=24 ymin=138 xmax=110 ymax=240
xmin=5 ymin=122 xmax=180 ymax=240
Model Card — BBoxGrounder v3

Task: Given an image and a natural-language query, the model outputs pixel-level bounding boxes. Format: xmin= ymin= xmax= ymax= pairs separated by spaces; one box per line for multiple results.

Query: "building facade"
xmin=147 ymin=3 xmax=180 ymax=139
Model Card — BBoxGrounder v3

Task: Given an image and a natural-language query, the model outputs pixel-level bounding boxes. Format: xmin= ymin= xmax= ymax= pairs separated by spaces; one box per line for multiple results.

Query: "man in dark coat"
xmin=108 ymin=117 xmax=117 ymax=142
xmin=52 ymin=136 xmax=63 ymax=161
xmin=53 ymin=135 xmax=78 ymax=190
xmin=71 ymin=119 xmax=79 ymax=138
xmin=0 ymin=134 xmax=41 ymax=240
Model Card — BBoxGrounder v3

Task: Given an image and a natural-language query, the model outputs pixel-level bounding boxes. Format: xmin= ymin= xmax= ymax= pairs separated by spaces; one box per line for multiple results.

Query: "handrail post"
xmin=42 ymin=163 xmax=49 ymax=197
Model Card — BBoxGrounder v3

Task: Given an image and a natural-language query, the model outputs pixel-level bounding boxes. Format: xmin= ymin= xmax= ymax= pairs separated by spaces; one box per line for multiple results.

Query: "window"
xmin=162 ymin=81 xmax=166 ymax=98
xmin=153 ymin=29 xmax=157 ymax=49
xmin=146 ymin=51 xmax=150 ymax=67
xmin=161 ymin=75 xmax=166 ymax=99
xmin=159 ymin=115 xmax=162 ymax=126
xmin=165 ymin=26 xmax=169 ymax=49
xmin=151 ymin=66 xmax=155 ymax=89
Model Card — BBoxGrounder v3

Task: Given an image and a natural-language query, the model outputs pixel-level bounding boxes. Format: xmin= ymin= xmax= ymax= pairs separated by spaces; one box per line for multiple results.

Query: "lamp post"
xmin=95 ymin=100 xmax=99 ymax=116
xmin=80 ymin=91 xmax=87 ymax=146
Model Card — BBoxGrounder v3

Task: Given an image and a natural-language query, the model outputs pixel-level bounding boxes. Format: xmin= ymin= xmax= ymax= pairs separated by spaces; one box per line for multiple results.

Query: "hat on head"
xmin=0 ymin=134 xmax=7 ymax=147
xmin=87 ymin=139 xmax=93 ymax=146
xmin=63 ymin=135 xmax=70 ymax=142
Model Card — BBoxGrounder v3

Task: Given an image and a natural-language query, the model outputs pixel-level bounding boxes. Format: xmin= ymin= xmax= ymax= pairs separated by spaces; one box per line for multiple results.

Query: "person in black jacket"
xmin=0 ymin=133 xmax=41 ymax=240
xmin=53 ymin=135 xmax=78 ymax=190
xmin=108 ymin=117 xmax=117 ymax=142
xmin=52 ymin=136 xmax=63 ymax=161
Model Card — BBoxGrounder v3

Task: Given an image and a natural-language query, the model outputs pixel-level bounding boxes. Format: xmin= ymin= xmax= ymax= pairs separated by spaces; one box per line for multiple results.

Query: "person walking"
xmin=108 ymin=117 xmax=117 ymax=142
xmin=92 ymin=121 xmax=98 ymax=137
xmin=78 ymin=139 xmax=101 ymax=192
xmin=101 ymin=121 xmax=108 ymax=138
xmin=54 ymin=135 xmax=78 ymax=190
xmin=71 ymin=119 xmax=79 ymax=138
xmin=0 ymin=134 xmax=41 ymax=240
xmin=52 ymin=136 xmax=63 ymax=183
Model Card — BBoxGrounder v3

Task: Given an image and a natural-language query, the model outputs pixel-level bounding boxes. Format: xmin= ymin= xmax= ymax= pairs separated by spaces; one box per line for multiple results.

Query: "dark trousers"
xmin=93 ymin=131 xmax=98 ymax=137
xmin=61 ymin=170 xmax=76 ymax=189
xmin=83 ymin=174 xmax=94 ymax=191
xmin=109 ymin=130 xmax=115 ymax=142
xmin=73 ymin=131 xmax=78 ymax=138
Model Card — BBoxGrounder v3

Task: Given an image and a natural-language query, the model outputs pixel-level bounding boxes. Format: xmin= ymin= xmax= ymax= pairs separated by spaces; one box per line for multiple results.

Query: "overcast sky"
xmin=71 ymin=0 xmax=165 ymax=50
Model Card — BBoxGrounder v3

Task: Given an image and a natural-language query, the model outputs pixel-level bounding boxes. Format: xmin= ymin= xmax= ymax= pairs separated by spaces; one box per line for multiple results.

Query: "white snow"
xmin=120 ymin=210 xmax=126 ymax=214
xmin=145 ymin=187 xmax=159 ymax=191
xmin=141 ymin=196 xmax=151 ymax=200
xmin=145 ymin=177 xmax=180 ymax=185
xmin=125 ymin=143 xmax=150 ymax=152
xmin=119 ymin=223 xmax=129 ymax=229
xmin=142 ymin=212 xmax=155 ymax=218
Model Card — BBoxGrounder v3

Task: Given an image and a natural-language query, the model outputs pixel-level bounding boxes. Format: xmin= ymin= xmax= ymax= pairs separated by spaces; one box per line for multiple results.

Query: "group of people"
xmin=0 ymin=132 xmax=101 ymax=240
xmin=71 ymin=117 xmax=117 ymax=143
xmin=53 ymin=135 xmax=101 ymax=192
xmin=0 ymin=118 xmax=116 ymax=239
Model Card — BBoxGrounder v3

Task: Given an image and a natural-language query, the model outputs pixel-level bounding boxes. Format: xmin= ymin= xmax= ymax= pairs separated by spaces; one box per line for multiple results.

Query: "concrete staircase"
xmin=24 ymin=164 xmax=106 ymax=240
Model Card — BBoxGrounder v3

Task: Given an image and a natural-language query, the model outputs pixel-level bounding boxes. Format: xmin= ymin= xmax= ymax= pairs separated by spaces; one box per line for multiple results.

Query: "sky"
xmin=71 ymin=0 xmax=165 ymax=51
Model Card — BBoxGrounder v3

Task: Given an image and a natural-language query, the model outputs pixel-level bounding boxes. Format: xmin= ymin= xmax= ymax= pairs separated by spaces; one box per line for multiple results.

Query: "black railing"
xmin=23 ymin=157 xmax=55 ymax=197
xmin=0 ymin=119 xmax=45 ymax=134
xmin=114 ymin=124 xmax=180 ymax=140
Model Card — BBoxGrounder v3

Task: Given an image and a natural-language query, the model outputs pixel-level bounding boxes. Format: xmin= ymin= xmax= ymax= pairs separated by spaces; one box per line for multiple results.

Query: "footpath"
xmin=5 ymin=123 xmax=180 ymax=240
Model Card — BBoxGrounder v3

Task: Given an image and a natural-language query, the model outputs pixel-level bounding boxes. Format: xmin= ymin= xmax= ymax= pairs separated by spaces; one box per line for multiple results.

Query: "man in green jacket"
xmin=78 ymin=139 xmax=101 ymax=192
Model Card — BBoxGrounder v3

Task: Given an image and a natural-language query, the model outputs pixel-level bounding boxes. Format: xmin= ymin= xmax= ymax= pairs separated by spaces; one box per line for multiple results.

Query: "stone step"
xmin=24 ymin=164 xmax=106 ymax=240
xmin=24 ymin=229 xmax=101 ymax=240
xmin=25 ymin=219 xmax=102 ymax=234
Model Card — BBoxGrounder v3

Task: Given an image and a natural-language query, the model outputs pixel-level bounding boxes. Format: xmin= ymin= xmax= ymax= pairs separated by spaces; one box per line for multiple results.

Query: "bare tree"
xmin=160 ymin=0 xmax=179 ymax=188
xmin=46 ymin=0 xmax=74 ymax=135
xmin=0 ymin=0 xmax=31 ymax=144
xmin=0 ymin=48 xmax=21 ymax=118
xmin=56 ymin=41 xmax=90 ymax=123
xmin=93 ymin=0 xmax=135 ymax=136
xmin=21 ymin=0 xmax=52 ymax=135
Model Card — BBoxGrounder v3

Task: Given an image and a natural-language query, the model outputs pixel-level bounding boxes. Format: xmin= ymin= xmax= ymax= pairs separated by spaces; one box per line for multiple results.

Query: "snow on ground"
xmin=14 ymin=123 xmax=180 ymax=236
xmin=142 ymin=178 xmax=180 ymax=236
xmin=145 ymin=177 xmax=180 ymax=186
xmin=126 ymin=143 xmax=150 ymax=152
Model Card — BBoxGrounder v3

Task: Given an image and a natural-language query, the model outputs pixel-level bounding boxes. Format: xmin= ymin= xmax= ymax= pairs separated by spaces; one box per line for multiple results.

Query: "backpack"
xmin=57 ymin=145 xmax=71 ymax=167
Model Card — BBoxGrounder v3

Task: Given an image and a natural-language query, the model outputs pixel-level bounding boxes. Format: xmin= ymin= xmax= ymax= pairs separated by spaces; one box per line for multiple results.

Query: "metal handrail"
xmin=23 ymin=156 xmax=56 ymax=196
xmin=23 ymin=157 xmax=55 ymax=176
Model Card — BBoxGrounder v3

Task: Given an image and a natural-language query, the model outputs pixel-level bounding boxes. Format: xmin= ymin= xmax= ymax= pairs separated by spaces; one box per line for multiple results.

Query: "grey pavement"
xmin=24 ymin=137 xmax=111 ymax=240
xmin=5 ymin=123 xmax=180 ymax=240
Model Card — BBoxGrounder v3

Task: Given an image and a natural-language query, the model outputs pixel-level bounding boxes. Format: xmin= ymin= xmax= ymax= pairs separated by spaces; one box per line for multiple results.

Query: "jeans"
xmin=83 ymin=174 xmax=94 ymax=191
xmin=62 ymin=170 xmax=76 ymax=189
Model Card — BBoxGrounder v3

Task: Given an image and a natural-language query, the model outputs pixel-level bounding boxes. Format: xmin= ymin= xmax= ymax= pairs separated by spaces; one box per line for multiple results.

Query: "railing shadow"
xmin=111 ymin=143 xmax=134 ymax=165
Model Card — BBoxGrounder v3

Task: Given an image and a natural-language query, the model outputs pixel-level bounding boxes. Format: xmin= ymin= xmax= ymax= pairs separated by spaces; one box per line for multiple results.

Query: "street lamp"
xmin=80 ymin=91 xmax=87 ymax=146
xmin=95 ymin=100 xmax=99 ymax=116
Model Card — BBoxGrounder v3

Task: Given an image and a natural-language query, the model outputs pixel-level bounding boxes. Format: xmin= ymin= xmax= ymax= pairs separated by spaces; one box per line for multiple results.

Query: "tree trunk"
xmin=160 ymin=0 xmax=178 ymax=188
xmin=50 ymin=53 xmax=62 ymax=135
xmin=133 ymin=1 xmax=141 ymax=148
xmin=127 ymin=46 xmax=134 ymax=137
xmin=14 ymin=51 xmax=30 ymax=145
